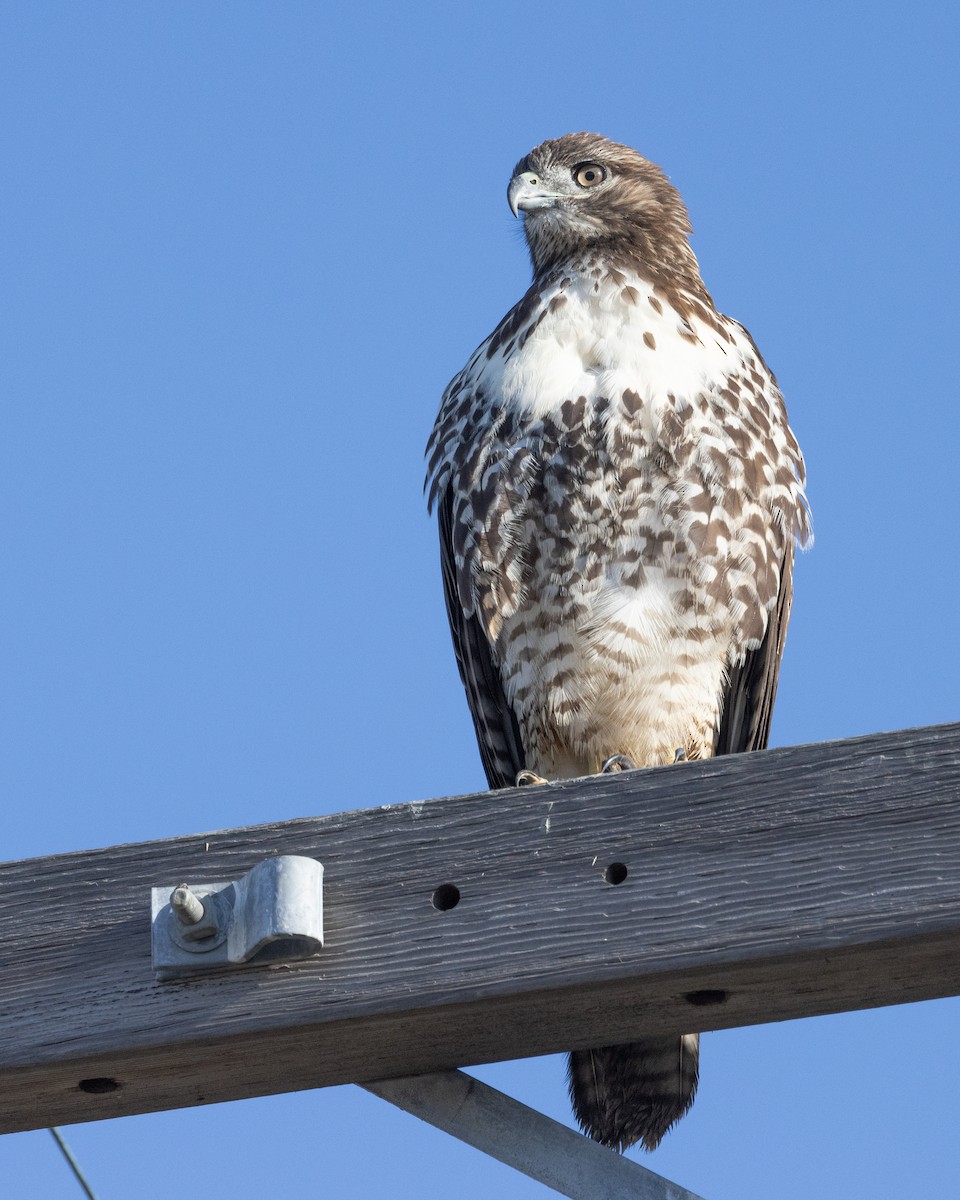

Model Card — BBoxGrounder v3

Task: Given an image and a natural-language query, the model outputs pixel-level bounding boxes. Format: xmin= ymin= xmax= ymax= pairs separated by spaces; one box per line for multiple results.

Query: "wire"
xmin=48 ymin=1128 xmax=100 ymax=1200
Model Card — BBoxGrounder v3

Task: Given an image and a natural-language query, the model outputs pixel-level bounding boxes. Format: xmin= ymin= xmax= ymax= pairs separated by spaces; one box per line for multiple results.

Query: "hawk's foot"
xmin=516 ymin=769 xmax=548 ymax=787
xmin=601 ymin=755 xmax=637 ymax=774
xmin=673 ymin=748 xmax=688 ymax=763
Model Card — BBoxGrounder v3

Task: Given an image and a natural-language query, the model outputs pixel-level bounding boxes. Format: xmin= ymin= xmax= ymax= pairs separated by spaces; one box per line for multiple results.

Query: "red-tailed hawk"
xmin=426 ymin=133 xmax=810 ymax=1152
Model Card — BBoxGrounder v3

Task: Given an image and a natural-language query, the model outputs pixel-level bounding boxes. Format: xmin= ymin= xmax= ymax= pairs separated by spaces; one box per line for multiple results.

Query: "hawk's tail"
xmin=567 ymin=1033 xmax=699 ymax=1152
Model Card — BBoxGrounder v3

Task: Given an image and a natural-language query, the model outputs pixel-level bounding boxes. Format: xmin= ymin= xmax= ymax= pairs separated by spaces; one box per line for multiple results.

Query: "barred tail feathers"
xmin=567 ymin=1033 xmax=700 ymax=1152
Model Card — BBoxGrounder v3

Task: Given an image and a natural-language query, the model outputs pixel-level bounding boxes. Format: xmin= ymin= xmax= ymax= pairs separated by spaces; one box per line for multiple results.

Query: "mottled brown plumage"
xmin=427 ymin=133 xmax=810 ymax=1151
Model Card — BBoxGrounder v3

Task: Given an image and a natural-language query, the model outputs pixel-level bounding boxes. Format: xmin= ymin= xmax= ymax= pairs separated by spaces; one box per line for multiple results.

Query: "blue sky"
xmin=2 ymin=2 xmax=959 ymax=1197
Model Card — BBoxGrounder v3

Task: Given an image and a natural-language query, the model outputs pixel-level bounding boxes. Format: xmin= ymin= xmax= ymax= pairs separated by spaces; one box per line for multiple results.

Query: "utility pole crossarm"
xmin=2 ymin=722 xmax=960 ymax=1134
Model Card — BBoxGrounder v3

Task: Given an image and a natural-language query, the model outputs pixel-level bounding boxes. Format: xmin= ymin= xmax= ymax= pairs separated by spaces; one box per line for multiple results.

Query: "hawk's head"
xmin=508 ymin=133 xmax=697 ymax=281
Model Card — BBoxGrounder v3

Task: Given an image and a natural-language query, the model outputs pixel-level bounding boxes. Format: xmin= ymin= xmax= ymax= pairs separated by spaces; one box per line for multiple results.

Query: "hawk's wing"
xmin=714 ymin=542 xmax=795 ymax=755
xmin=438 ymin=488 xmax=526 ymax=789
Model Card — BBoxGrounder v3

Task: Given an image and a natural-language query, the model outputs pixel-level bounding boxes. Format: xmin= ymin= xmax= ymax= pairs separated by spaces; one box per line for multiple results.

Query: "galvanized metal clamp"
xmin=151 ymin=855 xmax=323 ymax=980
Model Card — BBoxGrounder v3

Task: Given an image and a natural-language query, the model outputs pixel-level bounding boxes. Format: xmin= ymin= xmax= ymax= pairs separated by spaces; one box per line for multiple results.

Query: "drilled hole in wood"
xmin=603 ymin=862 xmax=628 ymax=885
xmin=685 ymin=989 xmax=728 ymax=1007
xmin=432 ymin=883 xmax=461 ymax=911
xmin=78 ymin=1077 xmax=120 ymax=1094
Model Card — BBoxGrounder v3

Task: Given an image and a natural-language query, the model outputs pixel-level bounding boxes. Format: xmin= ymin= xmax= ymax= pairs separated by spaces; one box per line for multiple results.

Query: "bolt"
xmin=169 ymin=884 xmax=221 ymax=943
xmin=171 ymin=884 xmax=205 ymax=925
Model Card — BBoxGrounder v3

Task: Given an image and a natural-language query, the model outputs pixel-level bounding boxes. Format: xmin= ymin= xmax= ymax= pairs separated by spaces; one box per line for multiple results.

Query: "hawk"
xmin=426 ymin=133 xmax=810 ymax=1152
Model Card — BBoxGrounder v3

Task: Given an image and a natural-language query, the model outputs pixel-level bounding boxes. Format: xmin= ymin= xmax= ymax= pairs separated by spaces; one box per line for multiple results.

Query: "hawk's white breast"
xmin=428 ymin=264 xmax=807 ymax=776
xmin=482 ymin=271 xmax=737 ymax=428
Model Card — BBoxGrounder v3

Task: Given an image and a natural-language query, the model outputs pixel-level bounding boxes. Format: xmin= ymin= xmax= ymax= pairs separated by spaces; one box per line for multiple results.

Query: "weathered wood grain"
xmin=2 ymin=722 xmax=960 ymax=1133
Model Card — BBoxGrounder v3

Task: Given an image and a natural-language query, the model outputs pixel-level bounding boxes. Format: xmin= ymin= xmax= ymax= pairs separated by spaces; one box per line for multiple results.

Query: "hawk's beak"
xmin=508 ymin=172 xmax=560 ymax=218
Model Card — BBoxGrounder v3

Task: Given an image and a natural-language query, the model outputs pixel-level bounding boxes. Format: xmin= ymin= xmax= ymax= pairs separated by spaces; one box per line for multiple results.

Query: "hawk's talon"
xmin=673 ymin=748 xmax=688 ymax=763
xmin=516 ymin=769 xmax=548 ymax=787
xmin=601 ymin=755 xmax=636 ymax=774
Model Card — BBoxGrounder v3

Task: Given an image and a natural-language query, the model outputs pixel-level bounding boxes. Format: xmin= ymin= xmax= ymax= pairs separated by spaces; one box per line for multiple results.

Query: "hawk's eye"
xmin=573 ymin=162 xmax=606 ymax=189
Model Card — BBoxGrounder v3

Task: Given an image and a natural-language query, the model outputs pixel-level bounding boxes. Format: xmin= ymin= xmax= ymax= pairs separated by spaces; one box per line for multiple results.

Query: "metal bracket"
xmin=151 ymin=855 xmax=323 ymax=980
xmin=363 ymin=1070 xmax=706 ymax=1200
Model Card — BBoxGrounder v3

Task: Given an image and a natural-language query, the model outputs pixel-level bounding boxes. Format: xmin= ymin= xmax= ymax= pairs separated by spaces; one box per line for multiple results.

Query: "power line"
xmin=48 ymin=1128 xmax=99 ymax=1200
